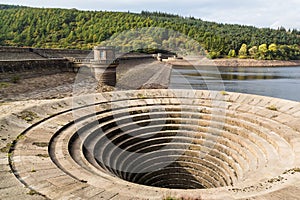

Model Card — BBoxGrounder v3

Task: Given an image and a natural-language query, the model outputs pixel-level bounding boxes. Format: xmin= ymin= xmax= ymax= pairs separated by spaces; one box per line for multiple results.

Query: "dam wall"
xmin=0 ymin=59 xmax=70 ymax=73
xmin=0 ymin=46 xmax=45 ymax=60
xmin=0 ymin=46 xmax=90 ymax=75
xmin=0 ymin=59 xmax=72 ymax=82
xmin=32 ymin=48 xmax=90 ymax=59
xmin=0 ymin=46 xmax=162 ymax=86
xmin=0 ymin=46 xmax=90 ymax=60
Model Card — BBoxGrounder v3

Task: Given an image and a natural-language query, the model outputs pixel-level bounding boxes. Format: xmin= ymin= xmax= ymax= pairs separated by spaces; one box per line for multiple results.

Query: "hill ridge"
xmin=0 ymin=4 xmax=299 ymax=60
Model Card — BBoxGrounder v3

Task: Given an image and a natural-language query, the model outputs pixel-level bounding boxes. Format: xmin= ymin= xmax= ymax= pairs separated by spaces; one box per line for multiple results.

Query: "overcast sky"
xmin=2 ymin=0 xmax=300 ymax=29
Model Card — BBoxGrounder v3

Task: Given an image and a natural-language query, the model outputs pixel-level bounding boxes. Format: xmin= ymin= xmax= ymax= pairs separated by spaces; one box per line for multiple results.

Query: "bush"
xmin=11 ymin=75 xmax=20 ymax=83
xmin=208 ymin=51 xmax=221 ymax=59
xmin=238 ymin=55 xmax=248 ymax=59
xmin=0 ymin=82 xmax=10 ymax=89
xmin=228 ymin=49 xmax=236 ymax=58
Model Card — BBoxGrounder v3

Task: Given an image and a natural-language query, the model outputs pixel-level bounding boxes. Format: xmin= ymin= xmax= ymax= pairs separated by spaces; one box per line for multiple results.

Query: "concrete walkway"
xmin=116 ymin=61 xmax=172 ymax=90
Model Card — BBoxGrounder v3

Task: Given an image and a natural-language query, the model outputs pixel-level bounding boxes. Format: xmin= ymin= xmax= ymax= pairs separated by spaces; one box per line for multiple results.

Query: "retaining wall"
xmin=0 ymin=59 xmax=71 ymax=73
xmin=0 ymin=46 xmax=90 ymax=74
xmin=0 ymin=46 xmax=90 ymax=60
xmin=32 ymin=48 xmax=90 ymax=59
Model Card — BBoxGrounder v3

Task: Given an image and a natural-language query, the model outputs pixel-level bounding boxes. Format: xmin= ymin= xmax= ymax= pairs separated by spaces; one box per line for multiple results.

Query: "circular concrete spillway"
xmin=3 ymin=90 xmax=300 ymax=199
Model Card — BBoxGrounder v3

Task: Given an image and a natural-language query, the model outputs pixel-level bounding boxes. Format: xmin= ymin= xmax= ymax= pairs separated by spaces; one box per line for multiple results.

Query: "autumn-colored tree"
xmin=238 ymin=43 xmax=248 ymax=58
xmin=268 ymin=43 xmax=278 ymax=59
xmin=258 ymin=44 xmax=268 ymax=59
xmin=228 ymin=49 xmax=236 ymax=58
xmin=248 ymin=46 xmax=258 ymax=59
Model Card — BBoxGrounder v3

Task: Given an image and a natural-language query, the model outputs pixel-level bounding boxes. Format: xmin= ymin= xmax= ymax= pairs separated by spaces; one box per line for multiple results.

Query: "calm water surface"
xmin=170 ymin=66 xmax=300 ymax=101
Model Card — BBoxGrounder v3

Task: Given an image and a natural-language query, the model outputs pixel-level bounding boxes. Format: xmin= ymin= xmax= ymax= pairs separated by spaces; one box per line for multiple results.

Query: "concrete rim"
xmin=1 ymin=89 xmax=300 ymax=199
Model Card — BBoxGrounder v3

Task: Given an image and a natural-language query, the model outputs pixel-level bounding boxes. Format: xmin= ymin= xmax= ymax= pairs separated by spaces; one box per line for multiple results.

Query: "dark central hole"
xmin=92 ymin=112 xmax=207 ymax=189
xmin=121 ymin=162 xmax=206 ymax=189
xmin=76 ymin=107 xmax=231 ymax=189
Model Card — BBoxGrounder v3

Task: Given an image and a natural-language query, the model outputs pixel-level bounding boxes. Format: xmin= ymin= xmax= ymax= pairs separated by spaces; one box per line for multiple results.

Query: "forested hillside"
xmin=0 ymin=4 xmax=299 ymax=60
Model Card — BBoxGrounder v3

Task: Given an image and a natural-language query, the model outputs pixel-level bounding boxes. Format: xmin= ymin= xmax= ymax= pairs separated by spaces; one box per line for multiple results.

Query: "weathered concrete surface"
xmin=0 ymin=46 xmax=90 ymax=73
xmin=0 ymin=46 xmax=90 ymax=60
xmin=116 ymin=61 xmax=172 ymax=89
xmin=0 ymin=59 xmax=70 ymax=73
xmin=0 ymin=90 xmax=300 ymax=199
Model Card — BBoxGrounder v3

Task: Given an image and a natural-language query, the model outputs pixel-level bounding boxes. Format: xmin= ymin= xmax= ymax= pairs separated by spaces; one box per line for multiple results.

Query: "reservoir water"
xmin=170 ymin=66 xmax=300 ymax=101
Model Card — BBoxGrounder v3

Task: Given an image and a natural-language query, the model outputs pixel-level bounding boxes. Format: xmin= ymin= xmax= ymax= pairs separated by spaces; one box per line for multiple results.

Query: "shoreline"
xmin=164 ymin=58 xmax=300 ymax=67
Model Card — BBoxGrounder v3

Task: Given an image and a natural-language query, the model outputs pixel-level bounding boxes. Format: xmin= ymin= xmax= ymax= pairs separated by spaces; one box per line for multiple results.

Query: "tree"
xmin=248 ymin=46 xmax=258 ymax=59
xmin=228 ymin=49 xmax=236 ymax=58
xmin=0 ymin=5 xmax=299 ymax=59
xmin=238 ymin=43 xmax=248 ymax=58
xmin=208 ymin=51 xmax=220 ymax=59
xmin=268 ymin=43 xmax=278 ymax=52
xmin=258 ymin=44 xmax=268 ymax=59
xmin=268 ymin=43 xmax=278 ymax=60
xmin=66 ymin=31 xmax=75 ymax=43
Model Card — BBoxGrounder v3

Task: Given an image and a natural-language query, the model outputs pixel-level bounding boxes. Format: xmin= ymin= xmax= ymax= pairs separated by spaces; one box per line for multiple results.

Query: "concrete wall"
xmin=0 ymin=59 xmax=73 ymax=82
xmin=0 ymin=46 xmax=89 ymax=76
xmin=0 ymin=59 xmax=70 ymax=73
xmin=0 ymin=46 xmax=30 ymax=53
xmin=0 ymin=46 xmax=45 ymax=60
xmin=32 ymin=48 xmax=90 ymax=58
xmin=0 ymin=46 xmax=90 ymax=60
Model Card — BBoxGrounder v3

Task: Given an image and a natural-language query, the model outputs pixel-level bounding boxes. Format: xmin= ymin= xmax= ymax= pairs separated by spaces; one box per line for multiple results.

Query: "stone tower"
xmin=94 ymin=46 xmax=115 ymax=63
xmin=92 ymin=46 xmax=118 ymax=86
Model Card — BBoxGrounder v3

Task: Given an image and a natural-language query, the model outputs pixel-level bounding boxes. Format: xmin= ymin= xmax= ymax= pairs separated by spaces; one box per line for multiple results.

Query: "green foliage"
xmin=266 ymin=105 xmax=278 ymax=111
xmin=208 ymin=51 xmax=221 ymax=59
xmin=269 ymin=43 xmax=278 ymax=52
xmin=238 ymin=43 xmax=248 ymax=58
xmin=0 ymin=4 xmax=25 ymax=9
xmin=248 ymin=46 xmax=258 ymax=58
xmin=10 ymin=75 xmax=20 ymax=83
xmin=0 ymin=142 xmax=12 ymax=153
xmin=0 ymin=4 xmax=299 ymax=60
xmin=16 ymin=111 xmax=38 ymax=122
xmin=27 ymin=189 xmax=39 ymax=196
xmin=228 ymin=49 xmax=236 ymax=57
xmin=258 ymin=44 xmax=268 ymax=59
xmin=32 ymin=142 xmax=48 ymax=147
xmin=36 ymin=154 xmax=49 ymax=158
xmin=0 ymin=82 xmax=10 ymax=89
xmin=220 ymin=90 xmax=229 ymax=95
xmin=238 ymin=55 xmax=248 ymax=59
xmin=267 ymin=43 xmax=278 ymax=59
xmin=254 ymin=43 xmax=300 ymax=60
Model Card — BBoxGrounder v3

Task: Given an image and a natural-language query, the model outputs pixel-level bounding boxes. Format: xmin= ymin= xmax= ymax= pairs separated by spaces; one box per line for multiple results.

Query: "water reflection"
xmin=170 ymin=66 xmax=300 ymax=101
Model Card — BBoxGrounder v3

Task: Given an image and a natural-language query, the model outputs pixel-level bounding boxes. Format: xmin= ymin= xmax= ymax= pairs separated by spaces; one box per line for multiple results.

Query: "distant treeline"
xmin=0 ymin=4 xmax=299 ymax=60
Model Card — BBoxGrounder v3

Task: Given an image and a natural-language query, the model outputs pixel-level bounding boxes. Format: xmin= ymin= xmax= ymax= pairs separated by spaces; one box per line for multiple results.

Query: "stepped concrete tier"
xmin=1 ymin=90 xmax=300 ymax=199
